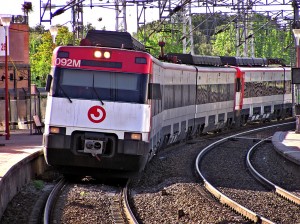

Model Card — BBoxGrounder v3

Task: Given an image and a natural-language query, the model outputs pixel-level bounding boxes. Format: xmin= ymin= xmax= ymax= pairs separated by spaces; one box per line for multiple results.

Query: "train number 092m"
xmin=55 ymin=58 xmax=81 ymax=67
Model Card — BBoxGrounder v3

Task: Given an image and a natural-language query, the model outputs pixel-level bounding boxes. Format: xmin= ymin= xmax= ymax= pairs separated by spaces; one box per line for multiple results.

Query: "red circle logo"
xmin=87 ymin=106 xmax=106 ymax=123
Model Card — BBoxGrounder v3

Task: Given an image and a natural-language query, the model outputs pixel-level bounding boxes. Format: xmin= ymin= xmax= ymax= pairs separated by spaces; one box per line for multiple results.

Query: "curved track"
xmin=246 ymin=137 xmax=300 ymax=206
xmin=43 ymin=178 xmax=138 ymax=223
xmin=44 ymin=178 xmax=67 ymax=224
xmin=196 ymin=121 xmax=298 ymax=223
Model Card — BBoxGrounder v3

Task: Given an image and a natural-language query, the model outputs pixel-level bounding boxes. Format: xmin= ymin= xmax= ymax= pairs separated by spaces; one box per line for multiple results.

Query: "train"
xmin=43 ymin=30 xmax=292 ymax=178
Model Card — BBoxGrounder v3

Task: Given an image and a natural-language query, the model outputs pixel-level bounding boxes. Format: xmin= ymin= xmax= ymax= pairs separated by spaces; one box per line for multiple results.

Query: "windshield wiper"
xmin=91 ymin=87 xmax=104 ymax=105
xmin=57 ymin=82 xmax=72 ymax=103
xmin=92 ymin=76 xmax=104 ymax=105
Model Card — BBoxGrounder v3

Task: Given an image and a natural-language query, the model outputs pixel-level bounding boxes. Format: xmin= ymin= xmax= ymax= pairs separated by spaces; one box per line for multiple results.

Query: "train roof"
xmin=166 ymin=53 xmax=285 ymax=67
xmin=82 ymin=30 xmax=146 ymax=52
xmin=79 ymin=30 xmax=286 ymax=68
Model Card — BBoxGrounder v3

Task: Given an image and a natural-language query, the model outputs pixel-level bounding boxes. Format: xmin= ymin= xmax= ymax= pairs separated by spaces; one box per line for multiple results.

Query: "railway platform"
xmin=272 ymin=131 xmax=300 ymax=166
xmin=0 ymin=129 xmax=44 ymax=219
xmin=0 ymin=129 xmax=43 ymax=177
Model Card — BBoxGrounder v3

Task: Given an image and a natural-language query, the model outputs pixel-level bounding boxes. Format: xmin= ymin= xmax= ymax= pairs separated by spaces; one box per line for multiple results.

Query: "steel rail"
xmin=246 ymin=137 xmax=300 ymax=205
xmin=195 ymin=121 xmax=294 ymax=224
xmin=122 ymin=180 xmax=139 ymax=224
xmin=43 ymin=178 xmax=67 ymax=224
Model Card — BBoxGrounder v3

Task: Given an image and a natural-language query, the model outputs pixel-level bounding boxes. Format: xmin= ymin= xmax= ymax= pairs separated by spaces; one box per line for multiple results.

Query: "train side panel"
xmin=149 ymin=59 xmax=197 ymax=154
xmin=195 ymin=67 xmax=237 ymax=133
xmin=240 ymin=67 xmax=292 ymax=121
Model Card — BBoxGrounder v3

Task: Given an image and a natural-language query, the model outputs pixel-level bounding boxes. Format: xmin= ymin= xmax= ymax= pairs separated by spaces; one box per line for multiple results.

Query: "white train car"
xmin=194 ymin=66 xmax=237 ymax=133
xmin=238 ymin=66 xmax=292 ymax=123
xmin=43 ymin=30 xmax=292 ymax=178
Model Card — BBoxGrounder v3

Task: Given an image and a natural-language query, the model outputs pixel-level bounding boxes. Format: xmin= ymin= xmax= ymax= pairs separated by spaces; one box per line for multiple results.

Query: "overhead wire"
xmin=148 ymin=0 xmax=192 ymax=38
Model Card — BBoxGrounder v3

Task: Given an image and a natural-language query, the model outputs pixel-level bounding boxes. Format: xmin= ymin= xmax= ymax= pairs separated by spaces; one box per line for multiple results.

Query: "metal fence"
xmin=0 ymin=87 xmax=47 ymax=133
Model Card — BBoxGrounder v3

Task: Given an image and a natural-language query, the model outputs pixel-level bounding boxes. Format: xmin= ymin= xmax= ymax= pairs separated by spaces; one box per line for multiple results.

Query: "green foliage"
xmin=33 ymin=180 xmax=44 ymax=190
xmin=29 ymin=25 xmax=82 ymax=86
xmin=135 ymin=21 xmax=184 ymax=57
xmin=212 ymin=24 xmax=236 ymax=56
xmin=29 ymin=23 xmax=97 ymax=87
xmin=30 ymin=31 xmax=53 ymax=87
xmin=210 ymin=14 xmax=294 ymax=64
xmin=134 ymin=12 xmax=294 ymax=65
xmin=83 ymin=22 xmax=96 ymax=35
xmin=55 ymin=26 xmax=74 ymax=45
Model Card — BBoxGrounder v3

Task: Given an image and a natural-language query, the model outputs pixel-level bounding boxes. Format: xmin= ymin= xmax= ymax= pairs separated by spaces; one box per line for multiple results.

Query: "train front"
xmin=43 ymin=45 xmax=153 ymax=178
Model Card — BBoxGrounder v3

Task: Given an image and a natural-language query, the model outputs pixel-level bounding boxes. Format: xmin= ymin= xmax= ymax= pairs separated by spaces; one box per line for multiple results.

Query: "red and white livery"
xmin=43 ymin=30 xmax=292 ymax=178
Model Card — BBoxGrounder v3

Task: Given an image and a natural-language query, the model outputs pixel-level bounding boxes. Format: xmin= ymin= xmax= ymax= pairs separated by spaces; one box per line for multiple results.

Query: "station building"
xmin=0 ymin=15 xmax=37 ymax=131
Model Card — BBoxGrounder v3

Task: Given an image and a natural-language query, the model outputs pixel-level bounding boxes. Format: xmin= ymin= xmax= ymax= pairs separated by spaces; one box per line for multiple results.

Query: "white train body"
xmin=43 ymin=31 xmax=292 ymax=177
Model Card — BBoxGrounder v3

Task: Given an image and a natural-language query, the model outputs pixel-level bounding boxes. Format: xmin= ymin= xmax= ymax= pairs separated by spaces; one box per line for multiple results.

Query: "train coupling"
xmin=84 ymin=140 xmax=103 ymax=155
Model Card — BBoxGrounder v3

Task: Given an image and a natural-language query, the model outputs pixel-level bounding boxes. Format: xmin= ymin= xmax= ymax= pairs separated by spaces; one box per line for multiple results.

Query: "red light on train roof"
xmin=94 ymin=50 xmax=111 ymax=59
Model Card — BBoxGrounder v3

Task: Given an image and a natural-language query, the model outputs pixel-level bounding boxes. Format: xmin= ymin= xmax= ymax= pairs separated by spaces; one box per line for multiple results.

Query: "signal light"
xmin=124 ymin=132 xmax=142 ymax=141
xmin=49 ymin=126 xmax=66 ymax=134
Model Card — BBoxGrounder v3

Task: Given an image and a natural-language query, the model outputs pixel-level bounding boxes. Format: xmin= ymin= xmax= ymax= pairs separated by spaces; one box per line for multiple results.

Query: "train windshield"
xmin=52 ymin=68 xmax=149 ymax=104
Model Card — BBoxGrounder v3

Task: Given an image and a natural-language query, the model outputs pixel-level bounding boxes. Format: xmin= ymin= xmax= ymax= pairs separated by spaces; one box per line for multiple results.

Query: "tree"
xmin=30 ymin=31 xmax=53 ymax=87
xmin=22 ymin=2 xmax=33 ymax=16
xmin=135 ymin=12 xmax=294 ymax=64
xmin=192 ymin=13 xmax=230 ymax=55
xmin=29 ymin=23 xmax=98 ymax=87
xmin=55 ymin=26 xmax=75 ymax=45
xmin=210 ymin=13 xmax=294 ymax=64
xmin=134 ymin=21 xmax=184 ymax=57
xmin=29 ymin=25 xmax=76 ymax=86
xmin=211 ymin=24 xmax=237 ymax=56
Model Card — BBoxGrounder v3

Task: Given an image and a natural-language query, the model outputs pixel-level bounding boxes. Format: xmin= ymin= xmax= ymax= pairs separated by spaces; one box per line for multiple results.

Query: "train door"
xmin=233 ymin=67 xmax=245 ymax=125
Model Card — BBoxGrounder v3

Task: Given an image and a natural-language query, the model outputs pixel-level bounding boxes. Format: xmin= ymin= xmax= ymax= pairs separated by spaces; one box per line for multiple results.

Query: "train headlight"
xmin=124 ymin=132 xmax=142 ymax=141
xmin=94 ymin=50 xmax=110 ymax=59
xmin=103 ymin=51 xmax=110 ymax=59
xmin=94 ymin=51 xmax=102 ymax=58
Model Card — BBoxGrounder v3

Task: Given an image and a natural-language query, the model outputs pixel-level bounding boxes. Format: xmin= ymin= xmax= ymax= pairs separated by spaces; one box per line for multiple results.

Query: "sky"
xmin=0 ymin=0 xmax=295 ymax=35
xmin=0 ymin=0 xmax=159 ymax=34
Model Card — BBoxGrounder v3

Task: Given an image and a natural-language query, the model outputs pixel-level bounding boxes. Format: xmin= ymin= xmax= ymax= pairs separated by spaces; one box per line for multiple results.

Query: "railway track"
xmin=196 ymin=121 xmax=300 ymax=223
xmin=43 ymin=177 xmax=138 ymax=223
xmin=247 ymin=137 xmax=300 ymax=205
xmin=2 ymin=120 xmax=298 ymax=223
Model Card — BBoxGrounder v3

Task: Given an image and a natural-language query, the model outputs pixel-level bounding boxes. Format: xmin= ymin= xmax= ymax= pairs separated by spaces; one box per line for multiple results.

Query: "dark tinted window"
xmin=52 ymin=68 xmax=149 ymax=104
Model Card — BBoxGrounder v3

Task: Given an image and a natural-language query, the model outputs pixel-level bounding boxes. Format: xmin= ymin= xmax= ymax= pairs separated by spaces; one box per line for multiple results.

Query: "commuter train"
xmin=43 ymin=30 xmax=292 ymax=178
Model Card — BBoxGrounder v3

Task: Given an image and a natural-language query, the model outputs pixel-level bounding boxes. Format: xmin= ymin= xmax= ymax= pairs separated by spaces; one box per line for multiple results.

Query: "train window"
xmin=182 ymin=85 xmax=189 ymax=106
xmin=164 ymin=85 xmax=173 ymax=110
xmin=210 ymin=84 xmax=219 ymax=103
xmin=174 ymin=85 xmax=182 ymax=107
xmin=61 ymin=69 xmax=93 ymax=87
xmin=148 ymin=83 xmax=162 ymax=100
xmin=219 ymin=84 xmax=226 ymax=101
xmin=189 ymin=85 xmax=196 ymax=105
xmin=197 ymin=85 xmax=208 ymax=104
xmin=52 ymin=68 xmax=148 ymax=104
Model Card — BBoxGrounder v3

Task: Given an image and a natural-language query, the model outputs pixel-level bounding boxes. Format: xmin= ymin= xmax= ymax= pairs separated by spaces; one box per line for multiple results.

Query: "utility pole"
xmin=72 ymin=0 xmax=84 ymax=39
xmin=115 ymin=0 xmax=127 ymax=31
